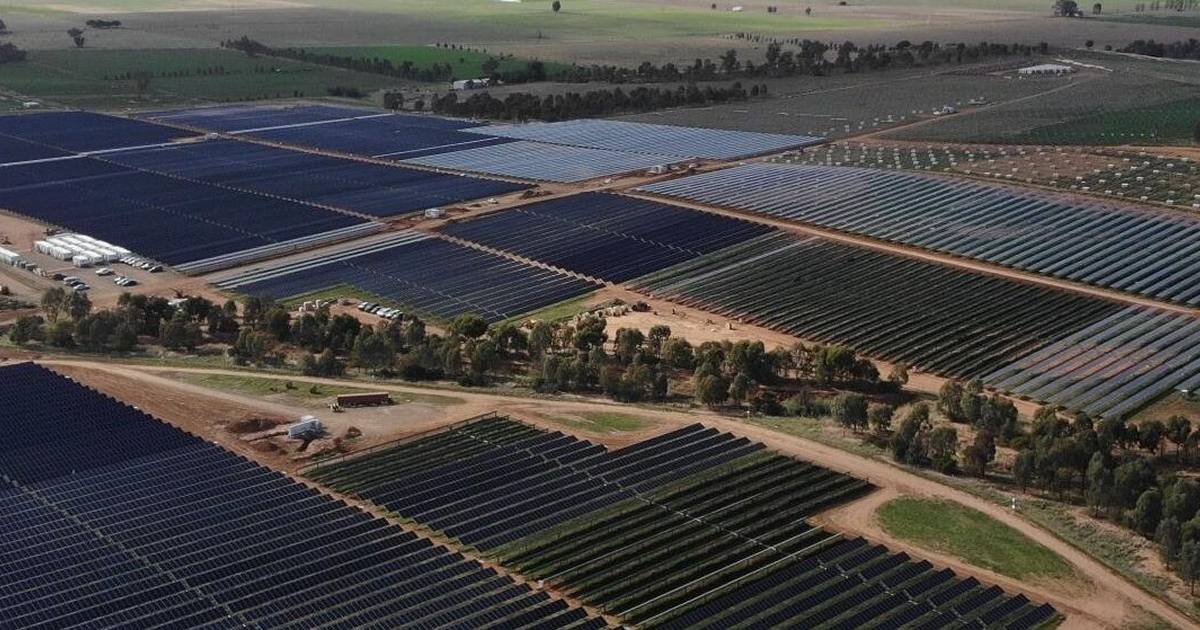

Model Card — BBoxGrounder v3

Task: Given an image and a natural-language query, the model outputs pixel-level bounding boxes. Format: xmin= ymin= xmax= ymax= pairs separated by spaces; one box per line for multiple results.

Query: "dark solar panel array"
xmin=0 ymin=155 xmax=373 ymax=268
xmin=307 ymin=418 xmax=764 ymax=550
xmin=249 ymin=118 xmax=513 ymax=160
xmin=0 ymin=111 xmax=197 ymax=154
xmin=632 ymin=232 xmax=1126 ymax=378
xmin=102 ymin=139 xmax=529 ymax=218
xmin=142 ymin=104 xmax=478 ymax=134
xmin=441 ymin=192 xmax=774 ymax=282
xmin=0 ymin=363 xmax=604 ymax=629
xmin=222 ymin=232 xmax=600 ymax=322
xmin=0 ymin=136 xmax=73 ymax=165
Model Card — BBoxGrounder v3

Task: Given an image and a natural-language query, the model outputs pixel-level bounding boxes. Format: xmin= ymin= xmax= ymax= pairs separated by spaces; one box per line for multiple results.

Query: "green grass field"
xmin=878 ymin=496 xmax=1075 ymax=582
xmin=1010 ymin=96 xmax=1200 ymax=146
xmin=10 ymin=0 xmax=885 ymax=38
xmin=541 ymin=411 xmax=652 ymax=434
xmin=0 ymin=48 xmax=401 ymax=109
xmin=302 ymin=45 xmax=571 ymax=80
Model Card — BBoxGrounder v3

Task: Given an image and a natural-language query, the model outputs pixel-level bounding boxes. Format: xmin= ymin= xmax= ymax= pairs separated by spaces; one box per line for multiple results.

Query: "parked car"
xmin=95 ymin=268 xmax=114 ymax=276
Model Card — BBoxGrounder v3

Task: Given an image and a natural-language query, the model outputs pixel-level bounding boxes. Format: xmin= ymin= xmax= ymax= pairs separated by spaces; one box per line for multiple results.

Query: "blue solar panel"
xmin=221 ymin=232 xmax=600 ymax=322
xmin=441 ymin=192 xmax=775 ymax=281
xmin=249 ymin=118 xmax=512 ymax=159
xmin=0 ymin=362 xmax=599 ymax=628
xmin=102 ymin=139 xmax=529 ymax=217
xmin=143 ymin=104 xmax=479 ymax=133
xmin=0 ymin=136 xmax=73 ymax=165
xmin=0 ymin=154 xmax=375 ymax=268
xmin=0 ymin=111 xmax=197 ymax=153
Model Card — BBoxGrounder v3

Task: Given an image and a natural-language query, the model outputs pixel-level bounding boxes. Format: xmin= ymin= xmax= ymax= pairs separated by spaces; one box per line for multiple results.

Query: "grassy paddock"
xmin=501 ymin=291 xmax=600 ymax=326
xmin=541 ymin=411 xmax=652 ymax=434
xmin=0 ymin=49 xmax=400 ymax=109
xmin=878 ymin=496 xmax=1075 ymax=582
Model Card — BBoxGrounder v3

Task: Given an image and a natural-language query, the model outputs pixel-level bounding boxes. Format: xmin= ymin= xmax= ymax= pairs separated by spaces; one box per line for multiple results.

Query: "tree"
xmin=41 ymin=287 xmax=67 ymax=322
xmin=352 ymin=331 xmax=394 ymax=373
xmin=1085 ymin=452 xmax=1113 ymax=512
xmin=662 ymin=338 xmax=695 ymax=370
xmin=647 ymin=325 xmax=671 ymax=356
xmin=1093 ymin=2 xmax=1102 ymax=13
xmin=928 ymin=426 xmax=959 ymax=474
xmin=66 ymin=291 xmax=91 ymax=321
xmin=230 ymin=329 xmax=275 ymax=365
xmin=696 ymin=374 xmax=729 ymax=408
xmin=868 ymin=403 xmax=894 ymax=435
xmin=962 ymin=429 xmax=996 ymax=477
xmin=832 ymin=392 xmax=869 ymax=432
xmin=1053 ymin=0 xmax=1081 ymax=16
xmin=937 ymin=380 xmax=965 ymax=421
xmin=1166 ymin=479 xmax=1200 ymax=523
xmin=159 ymin=312 xmax=201 ymax=351
xmin=9 ymin=315 xmax=44 ymax=345
xmin=1085 ymin=39 xmax=1094 ymax=49
xmin=891 ymin=402 xmax=930 ymax=465
xmin=887 ymin=362 xmax=909 ymax=387
xmin=528 ymin=321 xmax=555 ymax=358
xmin=1158 ymin=517 xmax=1182 ymax=568
xmin=67 ymin=27 xmax=85 ymax=48
xmin=719 ymin=49 xmax=739 ymax=74
xmin=1013 ymin=449 xmax=1037 ymax=491
xmin=728 ymin=372 xmax=753 ymax=406
xmin=1168 ymin=415 xmax=1192 ymax=459
xmin=450 ymin=314 xmax=489 ymax=339
xmin=1181 ymin=540 xmax=1200 ymax=594
xmin=469 ymin=338 xmax=499 ymax=375
xmin=1138 ymin=420 xmax=1166 ymax=454
xmin=614 ymin=328 xmax=645 ymax=364
xmin=1135 ymin=488 xmax=1163 ymax=537
xmin=552 ymin=0 xmax=562 ymax=11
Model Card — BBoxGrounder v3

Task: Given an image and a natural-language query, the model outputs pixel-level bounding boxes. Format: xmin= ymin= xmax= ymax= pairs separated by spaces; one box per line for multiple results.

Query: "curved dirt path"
xmin=38 ymin=359 xmax=1197 ymax=629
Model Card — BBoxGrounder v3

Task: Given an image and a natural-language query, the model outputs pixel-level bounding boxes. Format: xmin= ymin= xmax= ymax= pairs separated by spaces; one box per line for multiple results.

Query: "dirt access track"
xmin=37 ymin=359 xmax=1198 ymax=630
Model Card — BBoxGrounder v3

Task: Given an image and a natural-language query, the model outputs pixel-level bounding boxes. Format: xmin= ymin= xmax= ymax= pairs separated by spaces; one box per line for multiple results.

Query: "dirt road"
xmin=40 ymin=359 xmax=1197 ymax=629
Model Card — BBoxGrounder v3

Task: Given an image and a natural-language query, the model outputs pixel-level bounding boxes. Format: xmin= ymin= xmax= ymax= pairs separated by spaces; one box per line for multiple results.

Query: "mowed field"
xmin=0 ymin=49 xmax=404 ymax=108
xmin=9 ymin=0 xmax=1200 ymax=69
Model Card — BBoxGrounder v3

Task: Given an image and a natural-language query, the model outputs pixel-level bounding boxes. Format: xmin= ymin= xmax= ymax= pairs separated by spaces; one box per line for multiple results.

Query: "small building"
xmin=288 ymin=415 xmax=324 ymax=439
xmin=1016 ymin=64 xmax=1074 ymax=77
xmin=424 ymin=207 xmax=447 ymax=219
xmin=451 ymin=78 xmax=491 ymax=91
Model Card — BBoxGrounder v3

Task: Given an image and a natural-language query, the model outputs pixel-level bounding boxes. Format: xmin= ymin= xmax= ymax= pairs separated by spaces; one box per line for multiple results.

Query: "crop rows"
xmin=640 ymin=162 xmax=1200 ymax=305
xmin=631 ymin=232 xmax=1123 ymax=378
xmin=306 ymin=418 xmax=762 ymax=550
xmin=503 ymin=453 xmax=1054 ymax=629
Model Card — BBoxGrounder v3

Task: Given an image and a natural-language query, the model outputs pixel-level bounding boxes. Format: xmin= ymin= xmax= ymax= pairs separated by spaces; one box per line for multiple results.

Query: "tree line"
xmin=1120 ymin=39 xmax=1200 ymax=60
xmin=431 ymin=82 xmax=766 ymax=121
xmin=923 ymin=377 xmax=1200 ymax=593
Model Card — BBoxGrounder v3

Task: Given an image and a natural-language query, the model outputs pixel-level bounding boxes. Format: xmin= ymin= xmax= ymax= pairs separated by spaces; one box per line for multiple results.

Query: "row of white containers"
xmin=34 ymin=234 xmax=131 ymax=267
xmin=0 ymin=246 xmax=24 ymax=266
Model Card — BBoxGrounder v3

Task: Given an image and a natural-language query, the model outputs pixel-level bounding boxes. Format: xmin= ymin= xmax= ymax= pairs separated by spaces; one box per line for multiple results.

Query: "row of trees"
xmin=431 ymin=82 xmax=763 ymax=121
xmin=1120 ymin=38 xmax=1200 ymax=60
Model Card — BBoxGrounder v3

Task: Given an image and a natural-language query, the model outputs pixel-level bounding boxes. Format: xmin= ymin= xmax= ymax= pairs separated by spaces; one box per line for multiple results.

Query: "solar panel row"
xmin=470 ymin=119 xmax=823 ymax=160
xmin=0 ymin=111 xmax=197 ymax=154
xmin=142 ymin=104 xmax=479 ymax=134
xmin=0 ymin=362 xmax=604 ymax=629
xmin=987 ymin=306 xmax=1200 ymax=418
xmin=440 ymin=192 xmax=774 ymax=282
xmin=631 ymin=232 xmax=1126 ymax=379
xmin=0 ymin=156 xmax=377 ymax=270
xmin=218 ymin=231 xmax=600 ymax=322
xmin=102 ymin=139 xmax=529 ymax=218
xmin=404 ymin=141 xmax=670 ymax=183
xmin=640 ymin=163 xmax=1200 ymax=305
xmin=306 ymin=418 xmax=764 ymax=550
